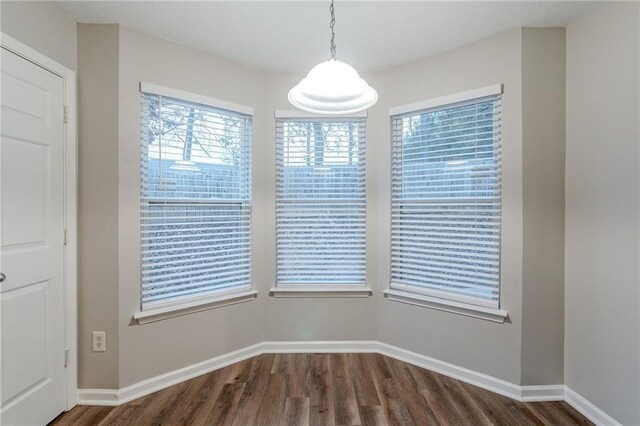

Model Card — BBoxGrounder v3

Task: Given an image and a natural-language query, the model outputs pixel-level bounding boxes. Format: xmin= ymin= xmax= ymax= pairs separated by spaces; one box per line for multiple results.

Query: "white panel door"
xmin=1 ymin=48 xmax=67 ymax=425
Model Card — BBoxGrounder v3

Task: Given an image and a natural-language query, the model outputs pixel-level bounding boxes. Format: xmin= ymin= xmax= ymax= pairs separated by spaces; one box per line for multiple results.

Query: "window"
xmin=274 ymin=115 xmax=367 ymax=293
xmin=389 ymin=87 xmax=502 ymax=311
xmin=139 ymin=85 xmax=252 ymax=310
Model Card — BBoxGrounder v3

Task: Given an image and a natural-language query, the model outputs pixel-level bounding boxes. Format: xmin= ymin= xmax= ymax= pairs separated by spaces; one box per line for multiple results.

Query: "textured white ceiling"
xmin=56 ymin=1 xmax=595 ymax=72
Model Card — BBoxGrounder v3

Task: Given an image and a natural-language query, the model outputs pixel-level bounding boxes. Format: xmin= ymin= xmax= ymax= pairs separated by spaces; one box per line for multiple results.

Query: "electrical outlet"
xmin=92 ymin=331 xmax=106 ymax=352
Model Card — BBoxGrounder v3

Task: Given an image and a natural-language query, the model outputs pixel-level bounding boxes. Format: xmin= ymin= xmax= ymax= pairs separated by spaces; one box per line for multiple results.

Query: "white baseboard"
xmin=261 ymin=340 xmax=379 ymax=353
xmin=77 ymin=340 xmax=618 ymax=425
xmin=519 ymin=384 xmax=566 ymax=402
xmin=76 ymin=389 xmax=119 ymax=406
xmin=78 ymin=343 xmax=263 ymax=406
xmin=565 ymin=387 xmax=621 ymax=426
xmin=377 ymin=342 xmax=526 ymax=401
xmin=376 ymin=343 xmax=565 ymax=403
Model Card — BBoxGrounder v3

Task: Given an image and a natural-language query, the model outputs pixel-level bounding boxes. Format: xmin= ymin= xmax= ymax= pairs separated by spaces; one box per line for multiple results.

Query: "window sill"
xmin=383 ymin=289 xmax=507 ymax=323
xmin=133 ymin=289 xmax=258 ymax=324
xmin=269 ymin=285 xmax=372 ymax=298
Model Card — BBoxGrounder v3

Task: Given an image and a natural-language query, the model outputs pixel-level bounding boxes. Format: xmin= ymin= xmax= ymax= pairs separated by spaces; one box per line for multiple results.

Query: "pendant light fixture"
xmin=288 ymin=0 xmax=378 ymax=115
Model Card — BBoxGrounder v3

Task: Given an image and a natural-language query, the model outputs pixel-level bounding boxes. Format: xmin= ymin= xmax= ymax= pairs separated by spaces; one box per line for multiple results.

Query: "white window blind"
xmin=276 ymin=117 xmax=366 ymax=286
xmin=390 ymin=94 xmax=502 ymax=308
xmin=140 ymin=91 xmax=252 ymax=309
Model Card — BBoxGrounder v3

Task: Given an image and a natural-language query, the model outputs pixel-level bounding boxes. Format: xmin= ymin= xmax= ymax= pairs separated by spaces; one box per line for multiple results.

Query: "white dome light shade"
xmin=289 ymin=59 xmax=378 ymax=115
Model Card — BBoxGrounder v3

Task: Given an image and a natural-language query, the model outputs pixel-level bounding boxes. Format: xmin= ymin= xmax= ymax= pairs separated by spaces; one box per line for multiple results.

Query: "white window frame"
xmin=270 ymin=110 xmax=372 ymax=298
xmin=134 ymin=83 xmax=256 ymax=324
xmin=384 ymin=85 xmax=507 ymax=322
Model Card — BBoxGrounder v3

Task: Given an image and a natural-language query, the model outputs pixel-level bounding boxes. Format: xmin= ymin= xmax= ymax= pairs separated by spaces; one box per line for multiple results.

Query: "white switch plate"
xmin=92 ymin=331 xmax=106 ymax=352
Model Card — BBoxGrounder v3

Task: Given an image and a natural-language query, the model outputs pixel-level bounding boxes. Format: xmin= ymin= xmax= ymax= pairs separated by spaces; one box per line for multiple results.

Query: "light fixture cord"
xmin=329 ymin=0 xmax=336 ymax=59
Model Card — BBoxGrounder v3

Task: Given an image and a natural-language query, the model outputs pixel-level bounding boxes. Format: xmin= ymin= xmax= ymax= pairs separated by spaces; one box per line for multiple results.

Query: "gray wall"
xmin=370 ymin=29 xmax=525 ymax=384
xmin=565 ymin=3 xmax=640 ymax=424
xmin=76 ymin=25 xmax=568 ymax=390
xmin=520 ymin=28 xmax=566 ymax=386
xmin=1 ymin=1 xmax=77 ymax=71
xmin=77 ymin=23 xmax=121 ymax=389
xmin=116 ymin=26 xmax=268 ymax=387
xmin=266 ymin=27 xmax=568 ymax=388
xmin=262 ymin=72 xmax=377 ymax=343
xmin=74 ymin=22 xmax=271 ymax=389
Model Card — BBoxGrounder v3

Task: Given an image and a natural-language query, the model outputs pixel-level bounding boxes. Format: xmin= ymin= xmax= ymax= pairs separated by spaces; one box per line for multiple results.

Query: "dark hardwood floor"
xmin=51 ymin=353 xmax=592 ymax=425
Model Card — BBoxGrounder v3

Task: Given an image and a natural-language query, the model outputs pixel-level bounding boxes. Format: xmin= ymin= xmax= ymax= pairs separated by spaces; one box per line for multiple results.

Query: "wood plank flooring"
xmin=51 ymin=353 xmax=592 ymax=426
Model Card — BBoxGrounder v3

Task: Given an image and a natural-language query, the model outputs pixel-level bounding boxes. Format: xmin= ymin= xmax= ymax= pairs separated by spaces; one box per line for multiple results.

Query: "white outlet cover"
xmin=92 ymin=331 xmax=106 ymax=352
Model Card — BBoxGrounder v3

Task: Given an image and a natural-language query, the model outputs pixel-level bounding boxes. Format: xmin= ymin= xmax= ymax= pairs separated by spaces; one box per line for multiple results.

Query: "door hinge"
xmin=63 ymin=106 xmax=68 ymax=124
xmin=63 ymin=227 xmax=68 ymax=246
xmin=64 ymin=349 xmax=70 ymax=368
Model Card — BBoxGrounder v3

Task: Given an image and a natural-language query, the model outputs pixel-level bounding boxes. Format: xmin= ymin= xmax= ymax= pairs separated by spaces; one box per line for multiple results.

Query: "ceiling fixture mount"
xmin=288 ymin=0 xmax=378 ymax=115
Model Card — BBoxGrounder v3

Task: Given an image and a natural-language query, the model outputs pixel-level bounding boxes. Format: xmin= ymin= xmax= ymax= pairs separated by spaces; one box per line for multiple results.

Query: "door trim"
xmin=1 ymin=32 xmax=78 ymax=411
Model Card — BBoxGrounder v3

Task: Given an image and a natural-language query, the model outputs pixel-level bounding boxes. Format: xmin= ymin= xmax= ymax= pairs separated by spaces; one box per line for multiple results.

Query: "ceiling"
xmin=56 ymin=1 xmax=595 ymax=72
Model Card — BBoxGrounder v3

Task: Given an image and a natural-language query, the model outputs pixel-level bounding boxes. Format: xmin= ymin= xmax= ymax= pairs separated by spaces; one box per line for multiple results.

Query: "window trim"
xmin=134 ymin=288 xmax=258 ymax=324
xmin=272 ymin=111 xmax=370 ymax=297
xmin=387 ymin=85 xmax=505 ymax=318
xmin=270 ymin=285 xmax=372 ymax=298
xmin=137 ymin=83 xmax=255 ymax=317
xmin=388 ymin=84 xmax=502 ymax=116
xmin=383 ymin=288 xmax=507 ymax=323
xmin=140 ymin=82 xmax=254 ymax=116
